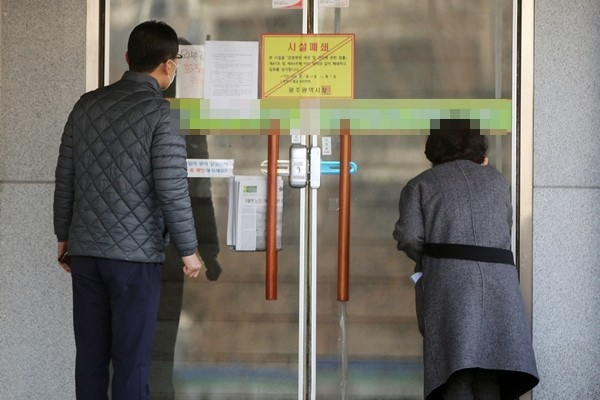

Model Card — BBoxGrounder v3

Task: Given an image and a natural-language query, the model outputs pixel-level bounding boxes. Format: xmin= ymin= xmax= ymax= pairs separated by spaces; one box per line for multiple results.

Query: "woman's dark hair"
xmin=127 ymin=20 xmax=179 ymax=73
xmin=425 ymin=119 xmax=488 ymax=165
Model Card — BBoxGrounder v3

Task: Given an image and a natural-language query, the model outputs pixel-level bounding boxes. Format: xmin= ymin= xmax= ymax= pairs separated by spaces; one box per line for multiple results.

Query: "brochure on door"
xmin=227 ymin=175 xmax=283 ymax=251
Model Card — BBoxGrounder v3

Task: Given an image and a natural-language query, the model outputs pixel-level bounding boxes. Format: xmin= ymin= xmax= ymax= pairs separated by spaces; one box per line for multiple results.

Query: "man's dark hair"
xmin=425 ymin=119 xmax=488 ymax=165
xmin=127 ymin=20 xmax=179 ymax=73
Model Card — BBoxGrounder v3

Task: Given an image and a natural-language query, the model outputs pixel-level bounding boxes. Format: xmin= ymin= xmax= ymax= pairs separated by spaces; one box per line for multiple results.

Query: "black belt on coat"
xmin=423 ymin=243 xmax=515 ymax=265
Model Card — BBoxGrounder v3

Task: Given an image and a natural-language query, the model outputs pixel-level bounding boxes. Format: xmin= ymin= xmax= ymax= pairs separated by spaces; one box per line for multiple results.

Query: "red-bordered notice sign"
xmin=272 ymin=0 xmax=302 ymax=8
xmin=260 ymin=34 xmax=355 ymax=99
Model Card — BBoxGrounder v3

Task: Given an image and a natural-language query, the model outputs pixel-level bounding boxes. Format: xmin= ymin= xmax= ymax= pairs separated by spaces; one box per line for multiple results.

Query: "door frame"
xmin=85 ymin=1 xmax=536 ymax=398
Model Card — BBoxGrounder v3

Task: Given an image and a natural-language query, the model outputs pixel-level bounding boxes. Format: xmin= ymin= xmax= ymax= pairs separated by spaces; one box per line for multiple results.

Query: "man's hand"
xmin=57 ymin=241 xmax=71 ymax=273
xmin=182 ymin=251 xmax=204 ymax=278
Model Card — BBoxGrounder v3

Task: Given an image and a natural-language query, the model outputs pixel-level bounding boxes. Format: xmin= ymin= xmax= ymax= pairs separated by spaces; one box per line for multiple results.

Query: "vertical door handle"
xmin=338 ymin=120 xmax=351 ymax=301
xmin=266 ymin=121 xmax=279 ymax=300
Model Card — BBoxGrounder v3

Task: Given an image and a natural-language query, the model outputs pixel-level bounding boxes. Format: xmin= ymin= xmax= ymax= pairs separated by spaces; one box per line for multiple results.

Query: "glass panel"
xmin=107 ymin=1 xmax=514 ymax=399
xmin=108 ymin=1 xmax=302 ymax=84
xmin=315 ymin=2 xmax=513 ymax=398
xmin=160 ymin=134 xmax=303 ymax=399
xmin=109 ymin=2 xmax=303 ymax=399
xmin=319 ymin=1 xmax=513 ymax=99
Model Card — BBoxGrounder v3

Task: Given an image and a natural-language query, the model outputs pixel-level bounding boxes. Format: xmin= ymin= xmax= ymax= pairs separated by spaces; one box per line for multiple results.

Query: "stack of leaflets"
xmin=227 ymin=175 xmax=283 ymax=251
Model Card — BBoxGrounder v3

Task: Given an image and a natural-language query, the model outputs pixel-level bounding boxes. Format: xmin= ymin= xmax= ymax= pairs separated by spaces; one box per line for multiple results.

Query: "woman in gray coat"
xmin=393 ymin=119 xmax=539 ymax=399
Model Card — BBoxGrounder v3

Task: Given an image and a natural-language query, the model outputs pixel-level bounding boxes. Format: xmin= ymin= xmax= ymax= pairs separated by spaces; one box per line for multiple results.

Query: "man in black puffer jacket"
xmin=53 ymin=20 xmax=203 ymax=400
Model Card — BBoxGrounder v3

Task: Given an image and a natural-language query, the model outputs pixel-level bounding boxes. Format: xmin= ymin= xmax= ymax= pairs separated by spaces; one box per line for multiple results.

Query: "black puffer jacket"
xmin=53 ymin=71 xmax=197 ymax=263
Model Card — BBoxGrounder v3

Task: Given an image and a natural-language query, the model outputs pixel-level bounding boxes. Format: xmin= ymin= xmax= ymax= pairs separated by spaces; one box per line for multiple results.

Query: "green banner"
xmin=170 ymin=98 xmax=512 ymax=135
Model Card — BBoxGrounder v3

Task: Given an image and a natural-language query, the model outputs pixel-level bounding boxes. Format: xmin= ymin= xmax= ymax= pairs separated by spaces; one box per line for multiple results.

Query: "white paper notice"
xmin=176 ymin=45 xmax=205 ymax=98
xmin=273 ymin=0 xmax=302 ymax=8
xmin=186 ymin=159 xmax=234 ymax=178
xmin=204 ymin=41 xmax=259 ymax=99
xmin=320 ymin=0 xmax=350 ymax=7
xmin=227 ymin=176 xmax=283 ymax=251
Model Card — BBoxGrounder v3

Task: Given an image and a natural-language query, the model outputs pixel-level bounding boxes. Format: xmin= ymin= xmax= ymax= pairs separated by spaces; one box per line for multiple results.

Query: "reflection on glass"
xmin=108 ymin=1 xmax=513 ymax=399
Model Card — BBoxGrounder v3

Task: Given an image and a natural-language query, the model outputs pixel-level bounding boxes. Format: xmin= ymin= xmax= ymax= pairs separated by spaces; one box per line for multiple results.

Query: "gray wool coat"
xmin=393 ymin=160 xmax=539 ymax=399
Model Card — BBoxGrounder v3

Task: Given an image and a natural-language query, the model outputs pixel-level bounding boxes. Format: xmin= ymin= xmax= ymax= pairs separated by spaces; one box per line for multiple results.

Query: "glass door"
xmin=104 ymin=1 xmax=514 ymax=399
xmin=314 ymin=2 xmax=513 ymax=399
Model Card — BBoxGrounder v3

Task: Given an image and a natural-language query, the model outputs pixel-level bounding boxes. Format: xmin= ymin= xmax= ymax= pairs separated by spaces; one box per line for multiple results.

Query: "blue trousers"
xmin=71 ymin=256 xmax=161 ymax=400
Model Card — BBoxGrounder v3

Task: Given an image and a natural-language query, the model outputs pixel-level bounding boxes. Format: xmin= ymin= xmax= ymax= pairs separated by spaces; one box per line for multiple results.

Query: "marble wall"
xmin=0 ymin=1 xmax=85 ymax=398
xmin=532 ymin=0 xmax=600 ymax=398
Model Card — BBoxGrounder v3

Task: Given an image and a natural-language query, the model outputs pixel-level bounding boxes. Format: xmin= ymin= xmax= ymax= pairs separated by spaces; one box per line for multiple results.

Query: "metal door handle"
xmin=266 ymin=122 xmax=279 ymax=300
xmin=338 ymin=120 xmax=351 ymax=301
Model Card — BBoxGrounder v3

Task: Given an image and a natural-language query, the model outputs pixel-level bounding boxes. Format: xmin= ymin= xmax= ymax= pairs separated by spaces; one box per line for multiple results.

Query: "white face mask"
xmin=167 ymin=59 xmax=178 ymax=88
